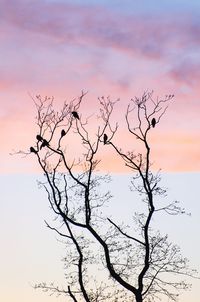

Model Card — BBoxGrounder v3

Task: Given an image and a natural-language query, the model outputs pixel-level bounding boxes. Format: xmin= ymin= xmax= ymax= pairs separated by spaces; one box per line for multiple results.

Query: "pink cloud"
xmin=151 ymin=131 xmax=200 ymax=172
xmin=1 ymin=0 xmax=200 ymax=60
xmin=0 ymin=1 xmax=199 ymax=173
xmin=0 ymin=89 xmax=199 ymax=174
xmin=169 ymin=59 xmax=200 ymax=87
xmin=0 ymin=0 xmax=199 ymax=96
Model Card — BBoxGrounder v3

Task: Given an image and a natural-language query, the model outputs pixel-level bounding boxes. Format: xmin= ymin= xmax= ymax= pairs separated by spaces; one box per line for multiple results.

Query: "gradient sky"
xmin=0 ymin=0 xmax=200 ymax=301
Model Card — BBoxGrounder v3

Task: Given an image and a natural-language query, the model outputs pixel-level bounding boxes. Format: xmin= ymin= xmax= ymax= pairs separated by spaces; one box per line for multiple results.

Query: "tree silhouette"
xmin=28 ymin=92 xmax=197 ymax=302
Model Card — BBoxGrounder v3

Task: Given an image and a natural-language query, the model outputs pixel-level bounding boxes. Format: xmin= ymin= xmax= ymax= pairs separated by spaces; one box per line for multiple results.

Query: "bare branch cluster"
xmin=27 ymin=91 xmax=198 ymax=302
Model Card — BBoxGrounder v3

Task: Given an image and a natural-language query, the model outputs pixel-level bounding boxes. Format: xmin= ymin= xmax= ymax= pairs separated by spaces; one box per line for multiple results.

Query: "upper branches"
xmin=126 ymin=91 xmax=174 ymax=141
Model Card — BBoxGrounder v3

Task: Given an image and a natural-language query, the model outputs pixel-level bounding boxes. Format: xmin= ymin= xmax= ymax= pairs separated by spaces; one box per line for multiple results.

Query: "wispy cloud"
xmin=1 ymin=0 xmax=200 ymax=60
xmin=170 ymin=58 xmax=200 ymax=87
xmin=0 ymin=0 xmax=200 ymax=172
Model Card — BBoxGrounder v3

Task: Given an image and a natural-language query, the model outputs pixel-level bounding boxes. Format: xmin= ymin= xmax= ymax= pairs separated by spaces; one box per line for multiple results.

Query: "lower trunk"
xmin=135 ymin=292 xmax=143 ymax=302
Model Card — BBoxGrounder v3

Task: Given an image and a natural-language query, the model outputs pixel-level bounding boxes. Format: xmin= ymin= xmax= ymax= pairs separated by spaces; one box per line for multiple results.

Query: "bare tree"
xmin=27 ymin=91 xmax=197 ymax=302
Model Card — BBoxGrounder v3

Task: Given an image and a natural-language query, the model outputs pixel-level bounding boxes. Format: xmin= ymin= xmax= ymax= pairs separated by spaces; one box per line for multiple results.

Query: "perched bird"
xmin=61 ymin=129 xmax=66 ymax=137
xmin=40 ymin=139 xmax=49 ymax=150
xmin=103 ymin=133 xmax=108 ymax=145
xmin=36 ymin=134 xmax=43 ymax=141
xmin=72 ymin=111 xmax=80 ymax=120
xmin=151 ymin=118 xmax=156 ymax=128
xmin=30 ymin=146 xmax=37 ymax=154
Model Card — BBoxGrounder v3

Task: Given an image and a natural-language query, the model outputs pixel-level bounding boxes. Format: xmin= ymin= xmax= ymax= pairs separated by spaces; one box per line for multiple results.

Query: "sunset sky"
xmin=0 ymin=0 xmax=200 ymax=301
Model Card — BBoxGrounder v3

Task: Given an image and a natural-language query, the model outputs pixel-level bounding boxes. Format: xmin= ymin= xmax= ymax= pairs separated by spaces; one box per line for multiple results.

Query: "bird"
xmin=103 ymin=133 xmax=108 ymax=145
xmin=40 ymin=139 xmax=49 ymax=150
xmin=71 ymin=111 xmax=80 ymax=120
xmin=151 ymin=118 xmax=156 ymax=128
xmin=61 ymin=129 xmax=66 ymax=137
xmin=30 ymin=146 xmax=37 ymax=154
xmin=36 ymin=134 xmax=43 ymax=141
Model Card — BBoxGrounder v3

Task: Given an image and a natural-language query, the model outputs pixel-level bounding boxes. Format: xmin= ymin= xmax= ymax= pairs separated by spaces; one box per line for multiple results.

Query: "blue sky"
xmin=1 ymin=173 xmax=200 ymax=301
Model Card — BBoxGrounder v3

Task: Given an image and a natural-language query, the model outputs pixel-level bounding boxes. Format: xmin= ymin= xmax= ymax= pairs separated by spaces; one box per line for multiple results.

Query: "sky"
xmin=0 ymin=0 xmax=200 ymax=172
xmin=0 ymin=0 xmax=200 ymax=301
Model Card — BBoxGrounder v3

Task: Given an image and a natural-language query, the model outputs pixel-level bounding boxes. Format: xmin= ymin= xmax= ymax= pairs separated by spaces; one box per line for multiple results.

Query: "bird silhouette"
xmin=61 ymin=129 xmax=66 ymax=137
xmin=36 ymin=134 xmax=43 ymax=141
xmin=40 ymin=139 xmax=49 ymax=150
xmin=151 ymin=118 xmax=156 ymax=128
xmin=30 ymin=146 xmax=37 ymax=154
xmin=103 ymin=133 xmax=108 ymax=144
xmin=72 ymin=111 xmax=79 ymax=120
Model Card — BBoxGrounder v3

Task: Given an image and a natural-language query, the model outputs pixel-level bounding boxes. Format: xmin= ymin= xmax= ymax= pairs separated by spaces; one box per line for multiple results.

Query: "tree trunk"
xmin=135 ymin=292 xmax=143 ymax=302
